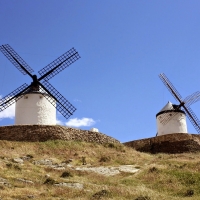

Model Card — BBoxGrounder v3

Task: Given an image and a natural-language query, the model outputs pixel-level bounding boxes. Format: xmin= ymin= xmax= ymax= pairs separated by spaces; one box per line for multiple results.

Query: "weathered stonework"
xmin=124 ymin=133 xmax=200 ymax=154
xmin=0 ymin=125 xmax=120 ymax=144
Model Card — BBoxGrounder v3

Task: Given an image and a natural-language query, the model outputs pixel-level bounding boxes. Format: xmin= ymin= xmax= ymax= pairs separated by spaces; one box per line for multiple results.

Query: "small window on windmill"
xmin=179 ymin=114 xmax=184 ymax=119
xmin=40 ymin=95 xmax=43 ymax=99
xmin=24 ymin=96 xmax=28 ymax=99
xmin=169 ymin=114 xmax=172 ymax=116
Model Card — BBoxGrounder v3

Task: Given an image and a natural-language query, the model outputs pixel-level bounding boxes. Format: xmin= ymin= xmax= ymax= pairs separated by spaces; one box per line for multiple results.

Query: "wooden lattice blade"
xmin=183 ymin=105 xmax=200 ymax=133
xmin=159 ymin=73 xmax=182 ymax=103
xmin=0 ymin=44 xmax=34 ymax=76
xmin=39 ymin=81 xmax=76 ymax=119
xmin=0 ymin=83 xmax=30 ymax=112
xmin=38 ymin=48 xmax=80 ymax=81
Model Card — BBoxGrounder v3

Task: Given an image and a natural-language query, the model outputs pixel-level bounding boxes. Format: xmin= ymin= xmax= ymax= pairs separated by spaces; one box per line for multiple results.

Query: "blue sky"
xmin=1 ymin=1 xmax=200 ymax=142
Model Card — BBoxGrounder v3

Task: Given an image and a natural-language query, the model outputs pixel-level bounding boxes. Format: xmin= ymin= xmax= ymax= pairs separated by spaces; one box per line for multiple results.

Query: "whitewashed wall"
xmin=15 ymin=93 xmax=56 ymax=125
xmin=156 ymin=111 xmax=187 ymax=136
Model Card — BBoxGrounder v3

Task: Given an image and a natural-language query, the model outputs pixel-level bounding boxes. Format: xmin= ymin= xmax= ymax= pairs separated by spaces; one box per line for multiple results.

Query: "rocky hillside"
xmin=0 ymin=140 xmax=200 ymax=199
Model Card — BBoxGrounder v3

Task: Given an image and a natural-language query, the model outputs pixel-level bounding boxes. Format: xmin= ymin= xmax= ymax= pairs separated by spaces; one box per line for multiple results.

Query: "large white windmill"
xmin=0 ymin=44 xmax=80 ymax=125
xmin=156 ymin=73 xmax=200 ymax=136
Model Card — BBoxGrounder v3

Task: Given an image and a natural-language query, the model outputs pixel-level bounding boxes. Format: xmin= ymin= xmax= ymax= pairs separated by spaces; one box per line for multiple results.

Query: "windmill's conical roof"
xmin=156 ymin=101 xmax=185 ymax=117
xmin=159 ymin=101 xmax=173 ymax=112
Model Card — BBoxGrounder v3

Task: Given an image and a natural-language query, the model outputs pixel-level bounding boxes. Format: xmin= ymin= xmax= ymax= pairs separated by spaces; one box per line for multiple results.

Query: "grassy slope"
xmin=0 ymin=140 xmax=200 ymax=199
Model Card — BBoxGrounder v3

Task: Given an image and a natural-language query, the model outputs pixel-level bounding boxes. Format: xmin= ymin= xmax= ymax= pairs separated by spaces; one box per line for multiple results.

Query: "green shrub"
xmin=92 ymin=190 xmax=110 ymax=199
xmin=148 ymin=167 xmax=158 ymax=173
xmin=61 ymin=171 xmax=73 ymax=178
xmin=14 ymin=165 xmax=21 ymax=171
xmin=99 ymin=156 xmax=111 ymax=162
xmin=135 ymin=196 xmax=151 ymax=200
xmin=6 ymin=163 xmax=12 ymax=168
xmin=44 ymin=177 xmax=56 ymax=185
xmin=185 ymin=189 xmax=194 ymax=197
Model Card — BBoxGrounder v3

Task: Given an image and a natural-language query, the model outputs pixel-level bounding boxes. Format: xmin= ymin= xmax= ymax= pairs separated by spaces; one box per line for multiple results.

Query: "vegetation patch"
xmin=185 ymin=189 xmax=194 ymax=197
xmin=1 ymin=140 xmax=200 ymax=199
xmin=60 ymin=171 xmax=73 ymax=178
xmin=92 ymin=189 xmax=110 ymax=199
xmin=135 ymin=196 xmax=151 ymax=200
xmin=99 ymin=156 xmax=111 ymax=162
xmin=44 ymin=177 xmax=56 ymax=185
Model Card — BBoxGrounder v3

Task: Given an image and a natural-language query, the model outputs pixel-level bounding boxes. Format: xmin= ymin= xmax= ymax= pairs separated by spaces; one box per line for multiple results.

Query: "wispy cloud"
xmin=0 ymin=95 xmax=15 ymax=120
xmin=56 ymin=119 xmax=64 ymax=125
xmin=0 ymin=104 xmax=15 ymax=120
xmin=66 ymin=117 xmax=96 ymax=127
xmin=74 ymin=99 xmax=82 ymax=103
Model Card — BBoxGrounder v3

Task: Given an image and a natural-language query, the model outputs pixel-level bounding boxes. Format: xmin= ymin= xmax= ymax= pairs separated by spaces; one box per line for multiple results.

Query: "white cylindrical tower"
xmin=15 ymin=92 xmax=56 ymax=125
xmin=156 ymin=101 xmax=187 ymax=136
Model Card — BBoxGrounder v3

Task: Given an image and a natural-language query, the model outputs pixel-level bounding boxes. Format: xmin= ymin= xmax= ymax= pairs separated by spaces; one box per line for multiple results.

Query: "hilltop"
xmin=0 ymin=140 xmax=200 ymax=199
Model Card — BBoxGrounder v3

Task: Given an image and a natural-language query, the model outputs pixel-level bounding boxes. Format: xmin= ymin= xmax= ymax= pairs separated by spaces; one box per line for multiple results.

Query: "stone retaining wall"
xmin=0 ymin=125 xmax=120 ymax=144
xmin=124 ymin=133 xmax=200 ymax=154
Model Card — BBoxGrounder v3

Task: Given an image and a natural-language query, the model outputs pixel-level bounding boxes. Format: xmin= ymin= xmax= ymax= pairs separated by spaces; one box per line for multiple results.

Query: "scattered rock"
xmin=33 ymin=159 xmax=65 ymax=170
xmin=16 ymin=178 xmax=34 ymax=184
xmin=0 ymin=177 xmax=10 ymax=187
xmin=13 ymin=158 xmax=24 ymax=164
xmin=75 ymin=165 xmax=140 ymax=176
xmin=0 ymin=177 xmax=7 ymax=182
xmin=90 ymin=128 xmax=99 ymax=132
xmin=51 ymin=166 xmax=65 ymax=170
xmin=76 ymin=166 xmax=120 ymax=176
xmin=33 ymin=159 xmax=53 ymax=165
xmin=21 ymin=155 xmax=33 ymax=161
xmin=118 ymin=165 xmax=140 ymax=173
xmin=45 ymin=174 xmax=50 ymax=178
xmin=54 ymin=182 xmax=83 ymax=189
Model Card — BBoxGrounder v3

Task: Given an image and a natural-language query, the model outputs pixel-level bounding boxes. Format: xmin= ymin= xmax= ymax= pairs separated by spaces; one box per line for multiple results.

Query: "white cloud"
xmin=74 ymin=99 xmax=82 ymax=103
xmin=56 ymin=119 xmax=64 ymax=125
xmin=66 ymin=117 xmax=96 ymax=127
xmin=0 ymin=103 xmax=15 ymax=120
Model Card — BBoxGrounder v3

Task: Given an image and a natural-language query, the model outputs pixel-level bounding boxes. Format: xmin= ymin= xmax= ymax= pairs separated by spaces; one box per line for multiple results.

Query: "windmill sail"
xmin=0 ymin=44 xmax=34 ymax=75
xmin=0 ymin=44 xmax=80 ymax=121
xmin=0 ymin=83 xmax=29 ymax=111
xmin=38 ymin=47 xmax=80 ymax=81
xmin=159 ymin=73 xmax=200 ymax=133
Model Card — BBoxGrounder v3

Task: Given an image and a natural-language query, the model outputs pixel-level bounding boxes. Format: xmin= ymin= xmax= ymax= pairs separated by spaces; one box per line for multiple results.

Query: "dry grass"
xmin=0 ymin=140 xmax=200 ymax=199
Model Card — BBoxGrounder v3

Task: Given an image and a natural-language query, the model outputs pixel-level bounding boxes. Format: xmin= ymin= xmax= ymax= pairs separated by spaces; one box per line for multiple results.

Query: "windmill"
xmin=0 ymin=44 xmax=80 ymax=125
xmin=156 ymin=73 xmax=200 ymax=136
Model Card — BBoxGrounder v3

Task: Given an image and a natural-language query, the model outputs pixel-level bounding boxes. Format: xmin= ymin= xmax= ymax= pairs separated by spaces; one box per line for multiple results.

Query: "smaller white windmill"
xmin=156 ymin=73 xmax=200 ymax=136
xmin=156 ymin=101 xmax=187 ymax=136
